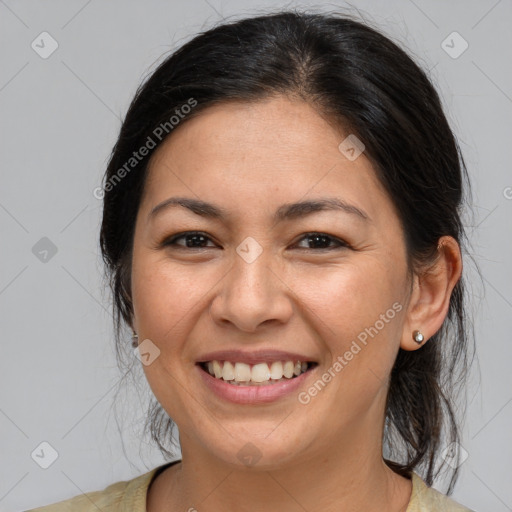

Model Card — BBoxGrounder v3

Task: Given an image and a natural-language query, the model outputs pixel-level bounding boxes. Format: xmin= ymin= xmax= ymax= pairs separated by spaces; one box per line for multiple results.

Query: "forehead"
xmin=140 ymin=96 xmax=392 ymax=225
xmin=162 ymin=96 xmax=343 ymax=156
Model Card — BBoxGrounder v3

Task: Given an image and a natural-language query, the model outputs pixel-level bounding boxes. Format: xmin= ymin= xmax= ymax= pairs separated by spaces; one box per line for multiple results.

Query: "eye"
xmin=294 ymin=232 xmax=349 ymax=250
xmin=161 ymin=231 xmax=350 ymax=251
xmin=162 ymin=231 xmax=218 ymax=249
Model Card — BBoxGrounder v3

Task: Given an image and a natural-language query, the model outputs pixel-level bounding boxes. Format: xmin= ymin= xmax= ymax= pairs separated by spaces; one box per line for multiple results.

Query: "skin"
xmin=129 ymin=95 xmax=462 ymax=511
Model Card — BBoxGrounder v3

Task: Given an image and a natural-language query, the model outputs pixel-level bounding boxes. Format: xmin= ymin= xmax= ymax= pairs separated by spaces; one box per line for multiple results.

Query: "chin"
xmin=193 ymin=426 xmax=311 ymax=471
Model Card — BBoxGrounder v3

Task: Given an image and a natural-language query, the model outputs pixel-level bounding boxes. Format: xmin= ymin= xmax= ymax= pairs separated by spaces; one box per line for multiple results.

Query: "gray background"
xmin=1 ymin=0 xmax=511 ymax=510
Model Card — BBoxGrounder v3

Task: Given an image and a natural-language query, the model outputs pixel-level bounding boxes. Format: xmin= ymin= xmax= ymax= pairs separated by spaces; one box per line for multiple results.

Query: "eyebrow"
xmin=148 ymin=196 xmax=371 ymax=224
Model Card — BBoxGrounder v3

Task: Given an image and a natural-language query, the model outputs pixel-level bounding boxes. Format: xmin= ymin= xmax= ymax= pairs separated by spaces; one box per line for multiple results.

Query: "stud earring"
xmin=412 ymin=330 xmax=424 ymax=344
xmin=131 ymin=331 xmax=139 ymax=348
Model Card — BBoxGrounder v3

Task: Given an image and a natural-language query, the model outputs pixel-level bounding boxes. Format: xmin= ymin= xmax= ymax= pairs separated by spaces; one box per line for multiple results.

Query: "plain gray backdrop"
xmin=1 ymin=0 xmax=511 ymax=510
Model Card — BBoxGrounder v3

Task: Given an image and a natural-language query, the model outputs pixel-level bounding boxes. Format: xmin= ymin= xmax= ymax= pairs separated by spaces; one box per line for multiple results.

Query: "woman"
xmin=30 ymin=10 xmax=475 ymax=511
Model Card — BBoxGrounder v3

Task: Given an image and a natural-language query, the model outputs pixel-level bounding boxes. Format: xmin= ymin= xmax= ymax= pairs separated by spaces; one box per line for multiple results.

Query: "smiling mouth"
xmin=198 ymin=360 xmax=318 ymax=386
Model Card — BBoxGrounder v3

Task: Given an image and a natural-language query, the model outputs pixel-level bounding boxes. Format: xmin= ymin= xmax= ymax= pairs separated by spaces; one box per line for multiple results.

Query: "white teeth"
xmin=222 ymin=361 xmax=235 ymax=381
xmin=283 ymin=361 xmax=294 ymax=378
xmin=213 ymin=360 xmax=222 ymax=378
xmin=251 ymin=363 xmax=271 ymax=382
xmin=203 ymin=359 xmax=312 ymax=384
xmin=234 ymin=362 xmax=251 ymax=382
xmin=270 ymin=361 xmax=283 ymax=379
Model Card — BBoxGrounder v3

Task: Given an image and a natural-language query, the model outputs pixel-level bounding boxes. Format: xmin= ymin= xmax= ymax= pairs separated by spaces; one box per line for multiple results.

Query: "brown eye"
xmin=161 ymin=231 xmax=349 ymax=251
xmin=294 ymin=232 xmax=349 ymax=250
xmin=163 ymin=231 xmax=217 ymax=249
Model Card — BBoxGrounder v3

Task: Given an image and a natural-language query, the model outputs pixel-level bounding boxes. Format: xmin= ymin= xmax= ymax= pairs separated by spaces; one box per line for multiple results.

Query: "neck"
xmin=148 ymin=422 xmax=412 ymax=511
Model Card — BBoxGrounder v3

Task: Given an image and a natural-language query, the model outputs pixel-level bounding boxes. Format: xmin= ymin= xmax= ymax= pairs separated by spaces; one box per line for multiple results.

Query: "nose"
xmin=209 ymin=248 xmax=294 ymax=333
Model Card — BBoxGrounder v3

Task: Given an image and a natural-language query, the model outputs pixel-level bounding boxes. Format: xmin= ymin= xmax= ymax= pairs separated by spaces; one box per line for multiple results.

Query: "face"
xmin=130 ymin=95 xmax=412 ymax=469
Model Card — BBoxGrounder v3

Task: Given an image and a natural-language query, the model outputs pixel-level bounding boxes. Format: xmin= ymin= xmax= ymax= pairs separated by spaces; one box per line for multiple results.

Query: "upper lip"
xmin=196 ymin=349 xmax=317 ymax=365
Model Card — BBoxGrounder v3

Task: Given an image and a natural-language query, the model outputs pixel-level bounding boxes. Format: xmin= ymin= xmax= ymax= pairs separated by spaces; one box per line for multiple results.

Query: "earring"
xmin=412 ymin=330 xmax=424 ymax=344
xmin=131 ymin=331 xmax=139 ymax=348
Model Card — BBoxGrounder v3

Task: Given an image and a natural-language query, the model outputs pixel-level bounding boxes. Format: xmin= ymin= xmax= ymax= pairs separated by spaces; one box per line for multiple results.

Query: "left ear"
xmin=400 ymin=235 xmax=462 ymax=351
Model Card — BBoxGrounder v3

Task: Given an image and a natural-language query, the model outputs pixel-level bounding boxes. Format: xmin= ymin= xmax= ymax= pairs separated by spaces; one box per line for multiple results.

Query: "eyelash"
xmin=161 ymin=231 xmax=350 ymax=251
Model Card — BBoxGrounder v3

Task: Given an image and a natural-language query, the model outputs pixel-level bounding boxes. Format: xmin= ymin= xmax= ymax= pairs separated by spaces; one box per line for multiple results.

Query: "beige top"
xmin=27 ymin=461 xmax=474 ymax=511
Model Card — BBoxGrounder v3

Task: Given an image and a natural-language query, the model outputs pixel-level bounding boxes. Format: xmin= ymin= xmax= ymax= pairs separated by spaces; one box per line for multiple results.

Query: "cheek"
xmin=292 ymin=265 xmax=407 ymax=415
xmin=294 ymin=265 xmax=406 ymax=411
xmin=130 ymin=254 xmax=207 ymax=416
xmin=131 ymin=251 xmax=220 ymax=354
xmin=291 ymin=260 xmax=404 ymax=342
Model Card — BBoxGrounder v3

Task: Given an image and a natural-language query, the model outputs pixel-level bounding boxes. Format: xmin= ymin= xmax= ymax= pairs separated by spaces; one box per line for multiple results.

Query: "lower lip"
xmin=196 ymin=364 xmax=316 ymax=404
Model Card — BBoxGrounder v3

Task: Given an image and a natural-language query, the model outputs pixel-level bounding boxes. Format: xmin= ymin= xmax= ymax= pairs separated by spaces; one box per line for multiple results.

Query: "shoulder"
xmin=408 ymin=472 xmax=475 ymax=512
xmin=26 ymin=466 xmax=162 ymax=512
